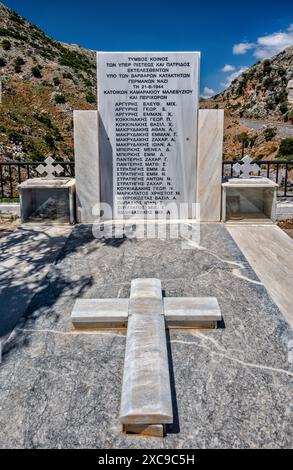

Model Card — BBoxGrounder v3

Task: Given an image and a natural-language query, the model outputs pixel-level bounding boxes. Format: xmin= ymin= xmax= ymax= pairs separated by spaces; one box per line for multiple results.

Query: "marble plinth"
xmin=19 ymin=178 xmax=76 ymax=224
xmin=222 ymin=178 xmax=278 ymax=223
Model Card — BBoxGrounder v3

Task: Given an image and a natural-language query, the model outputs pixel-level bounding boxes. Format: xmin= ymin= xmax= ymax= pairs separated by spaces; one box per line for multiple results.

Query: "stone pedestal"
xmin=222 ymin=178 xmax=278 ymax=223
xmin=19 ymin=178 xmax=76 ymax=224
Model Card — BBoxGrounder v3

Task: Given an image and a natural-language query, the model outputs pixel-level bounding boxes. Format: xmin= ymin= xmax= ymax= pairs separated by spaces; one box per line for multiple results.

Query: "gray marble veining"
xmin=0 ymin=224 xmax=292 ymax=449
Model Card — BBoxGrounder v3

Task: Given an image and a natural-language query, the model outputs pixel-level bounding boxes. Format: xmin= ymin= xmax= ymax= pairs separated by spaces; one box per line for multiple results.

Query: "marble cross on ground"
xmin=71 ymin=279 xmax=222 ymax=438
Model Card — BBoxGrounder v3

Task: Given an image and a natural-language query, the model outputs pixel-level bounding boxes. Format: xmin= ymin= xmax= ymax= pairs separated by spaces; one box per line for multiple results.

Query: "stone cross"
xmin=233 ymin=155 xmax=261 ymax=179
xmin=71 ymin=278 xmax=221 ymax=437
xmin=36 ymin=157 xmax=64 ymax=179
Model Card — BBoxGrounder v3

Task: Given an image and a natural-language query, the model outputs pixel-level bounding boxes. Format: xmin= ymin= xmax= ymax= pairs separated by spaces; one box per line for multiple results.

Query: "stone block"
xmin=164 ymin=297 xmax=221 ymax=327
xmin=71 ymin=299 xmax=129 ymax=328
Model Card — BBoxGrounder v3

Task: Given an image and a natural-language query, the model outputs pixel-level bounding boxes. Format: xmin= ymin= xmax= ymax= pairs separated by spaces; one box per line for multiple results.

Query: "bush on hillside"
xmin=279 ymin=138 xmax=293 ymax=158
xmin=31 ymin=66 xmax=42 ymax=78
xmin=54 ymin=93 xmax=67 ymax=104
xmin=2 ymin=39 xmax=11 ymax=50
xmin=86 ymin=92 xmax=96 ymax=103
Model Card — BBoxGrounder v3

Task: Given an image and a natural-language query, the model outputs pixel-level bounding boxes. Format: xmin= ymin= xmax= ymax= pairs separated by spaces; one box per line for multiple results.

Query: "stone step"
xmin=164 ymin=297 xmax=221 ymax=328
xmin=119 ymin=279 xmax=173 ymax=429
xmin=71 ymin=299 xmax=129 ymax=328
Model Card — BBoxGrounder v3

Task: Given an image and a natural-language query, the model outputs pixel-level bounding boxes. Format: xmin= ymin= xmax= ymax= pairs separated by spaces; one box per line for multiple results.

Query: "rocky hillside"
xmin=0 ymin=2 xmax=96 ymax=162
xmin=205 ymin=46 xmax=293 ymax=123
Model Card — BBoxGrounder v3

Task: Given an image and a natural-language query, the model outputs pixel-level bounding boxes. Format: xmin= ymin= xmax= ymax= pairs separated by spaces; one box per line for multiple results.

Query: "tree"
xmin=264 ymin=127 xmax=277 ymax=141
xmin=279 ymin=138 xmax=293 ymax=158
xmin=2 ymin=39 xmax=11 ymax=50
xmin=31 ymin=66 xmax=42 ymax=78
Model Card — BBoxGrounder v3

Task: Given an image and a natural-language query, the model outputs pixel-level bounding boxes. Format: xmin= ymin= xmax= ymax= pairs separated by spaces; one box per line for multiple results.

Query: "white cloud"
xmin=233 ymin=42 xmax=255 ymax=55
xmin=222 ymin=64 xmax=236 ymax=72
xmin=254 ymin=25 xmax=293 ymax=58
xmin=232 ymin=24 xmax=293 ymax=59
xmin=201 ymin=86 xmax=215 ymax=98
xmin=222 ymin=66 xmax=248 ymax=88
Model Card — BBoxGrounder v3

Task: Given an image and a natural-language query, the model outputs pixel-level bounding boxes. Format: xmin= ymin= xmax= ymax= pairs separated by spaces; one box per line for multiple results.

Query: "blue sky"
xmin=2 ymin=0 xmax=293 ymax=96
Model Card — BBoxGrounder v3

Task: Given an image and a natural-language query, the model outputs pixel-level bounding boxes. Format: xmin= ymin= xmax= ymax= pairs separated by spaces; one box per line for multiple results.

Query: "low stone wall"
xmin=0 ymin=203 xmax=20 ymax=217
xmin=276 ymin=201 xmax=293 ymax=221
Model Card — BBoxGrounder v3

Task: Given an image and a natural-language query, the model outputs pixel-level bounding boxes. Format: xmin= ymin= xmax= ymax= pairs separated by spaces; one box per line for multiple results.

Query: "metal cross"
xmin=233 ymin=155 xmax=261 ymax=179
xmin=36 ymin=157 xmax=64 ymax=179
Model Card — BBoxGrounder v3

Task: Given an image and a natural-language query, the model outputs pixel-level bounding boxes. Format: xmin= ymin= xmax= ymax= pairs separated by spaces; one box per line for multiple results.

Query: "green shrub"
xmin=264 ymin=127 xmax=277 ymax=141
xmin=83 ymin=78 xmax=93 ymax=87
xmin=58 ymin=48 xmax=93 ymax=72
xmin=274 ymin=90 xmax=288 ymax=104
xmin=280 ymin=102 xmax=288 ymax=114
xmin=86 ymin=92 xmax=96 ymax=103
xmin=14 ymin=56 xmax=25 ymax=73
xmin=266 ymin=101 xmax=275 ymax=111
xmin=63 ymin=72 xmax=73 ymax=80
xmin=33 ymin=113 xmax=52 ymax=127
xmin=262 ymin=76 xmax=274 ymax=88
xmin=44 ymin=134 xmax=56 ymax=149
xmin=9 ymin=11 xmax=25 ymax=26
xmin=0 ymin=58 xmax=7 ymax=67
xmin=31 ymin=66 xmax=42 ymax=78
xmin=2 ymin=39 xmax=11 ymax=50
xmin=53 ymin=77 xmax=61 ymax=86
xmin=54 ymin=93 xmax=67 ymax=104
xmin=7 ymin=130 xmax=23 ymax=144
xmin=279 ymin=138 xmax=293 ymax=157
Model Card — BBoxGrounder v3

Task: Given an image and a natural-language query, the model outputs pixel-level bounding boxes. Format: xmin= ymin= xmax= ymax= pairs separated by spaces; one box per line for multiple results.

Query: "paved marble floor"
xmin=228 ymin=225 xmax=293 ymax=328
xmin=0 ymin=224 xmax=292 ymax=449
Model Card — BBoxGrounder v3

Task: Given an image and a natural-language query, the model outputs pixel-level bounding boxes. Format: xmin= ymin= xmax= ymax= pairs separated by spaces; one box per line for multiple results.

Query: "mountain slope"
xmin=206 ymin=46 xmax=293 ymax=123
xmin=0 ymin=2 xmax=96 ymax=162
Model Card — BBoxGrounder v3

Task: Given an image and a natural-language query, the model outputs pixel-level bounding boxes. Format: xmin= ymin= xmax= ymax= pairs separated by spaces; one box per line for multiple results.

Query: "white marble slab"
xmin=164 ymin=297 xmax=221 ymax=325
xmin=74 ymin=110 xmax=100 ymax=223
xmin=97 ymin=52 xmax=200 ymax=219
xmin=71 ymin=299 xmax=129 ymax=328
xmin=197 ymin=109 xmax=224 ymax=222
xmin=119 ymin=277 xmax=173 ymax=426
xmin=119 ymin=311 xmax=173 ymax=425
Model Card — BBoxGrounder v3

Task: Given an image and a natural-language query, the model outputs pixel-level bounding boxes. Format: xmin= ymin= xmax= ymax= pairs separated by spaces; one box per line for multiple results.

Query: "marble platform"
xmin=228 ymin=224 xmax=293 ymax=328
xmin=0 ymin=224 xmax=292 ymax=449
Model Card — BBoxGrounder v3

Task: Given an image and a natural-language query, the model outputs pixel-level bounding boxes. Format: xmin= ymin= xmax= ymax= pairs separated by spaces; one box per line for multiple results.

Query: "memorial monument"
xmin=74 ymin=52 xmax=224 ymax=223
